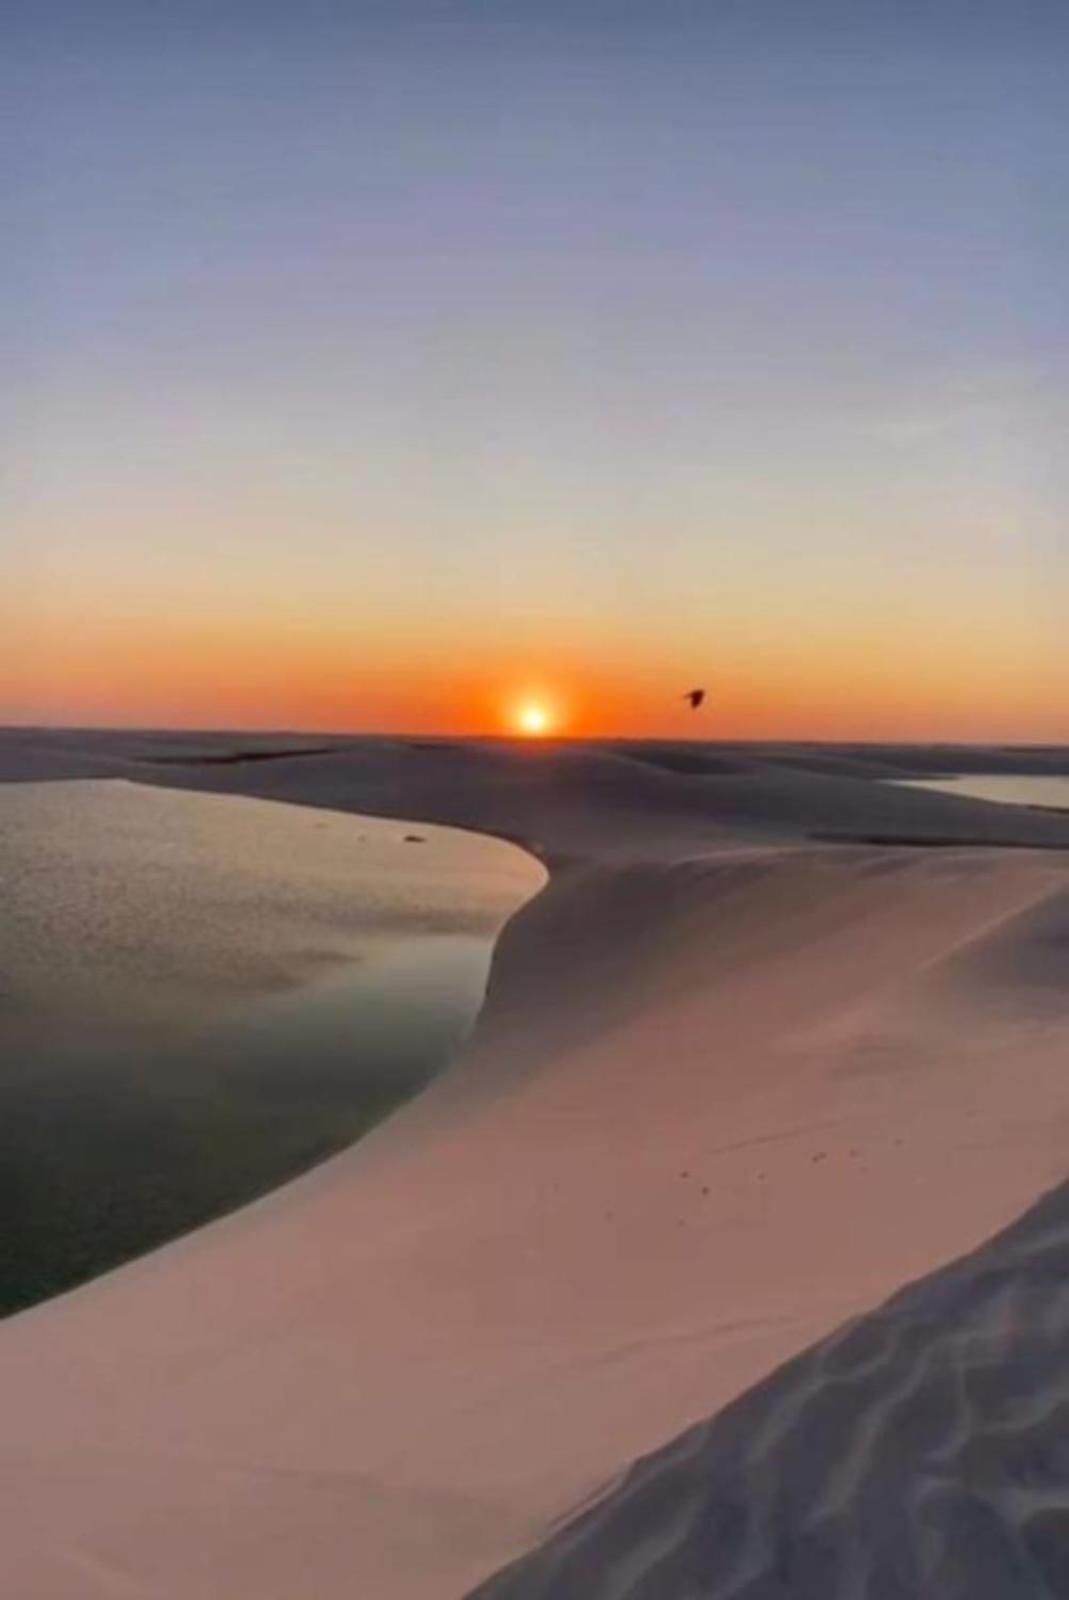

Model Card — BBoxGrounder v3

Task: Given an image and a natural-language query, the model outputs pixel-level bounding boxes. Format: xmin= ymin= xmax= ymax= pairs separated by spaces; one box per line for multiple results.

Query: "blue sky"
xmin=5 ymin=1 xmax=1067 ymax=734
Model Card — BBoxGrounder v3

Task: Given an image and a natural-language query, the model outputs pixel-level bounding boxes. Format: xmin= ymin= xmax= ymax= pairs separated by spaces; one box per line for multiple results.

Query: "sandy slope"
xmin=470 ymin=1178 xmax=1069 ymax=1599
xmin=0 ymin=731 xmax=1067 ymax=1597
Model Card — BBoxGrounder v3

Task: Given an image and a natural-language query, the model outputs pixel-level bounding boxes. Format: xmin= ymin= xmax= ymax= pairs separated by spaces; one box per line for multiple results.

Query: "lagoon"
xmin=0 ymin=779 xmax=542 ymax=1314
xmin=894 ymin=774 xmax=1069 ymax=812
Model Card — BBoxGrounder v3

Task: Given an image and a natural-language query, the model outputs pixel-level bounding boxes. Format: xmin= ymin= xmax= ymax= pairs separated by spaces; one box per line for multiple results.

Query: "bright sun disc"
xmin=514 ymin=702 xmax=553 ymax=737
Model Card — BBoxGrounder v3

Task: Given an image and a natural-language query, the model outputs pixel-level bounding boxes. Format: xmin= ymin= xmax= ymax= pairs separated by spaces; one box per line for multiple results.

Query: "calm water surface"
xmin=896 ymin=775 xmax=1069 ymax=810
xmin=0 ymin=779 xmax=543 ymax=1314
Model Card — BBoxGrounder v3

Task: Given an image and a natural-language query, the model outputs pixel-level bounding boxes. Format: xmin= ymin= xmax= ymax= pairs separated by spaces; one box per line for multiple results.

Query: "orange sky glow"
xmin=7 ymin=6 xmax=1067 ymax=746
xmin=3 ymin=602 xmax=1065 ymax=742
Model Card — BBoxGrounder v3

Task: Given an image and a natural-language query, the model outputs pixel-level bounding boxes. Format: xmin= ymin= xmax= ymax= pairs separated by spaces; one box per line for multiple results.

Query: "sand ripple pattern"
xmin=470 ymin=1180 xmax=1069 ymax=1599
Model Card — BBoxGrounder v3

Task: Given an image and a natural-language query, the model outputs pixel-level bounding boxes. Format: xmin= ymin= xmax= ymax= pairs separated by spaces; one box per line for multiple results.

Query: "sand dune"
xmin=470 ymin=1178 xmax=1069 ymax=1599
xmin=0 ymin=730 xmax=1067 ymax=1597
xmin=5 ymin=730 xmax=1069 ymax=865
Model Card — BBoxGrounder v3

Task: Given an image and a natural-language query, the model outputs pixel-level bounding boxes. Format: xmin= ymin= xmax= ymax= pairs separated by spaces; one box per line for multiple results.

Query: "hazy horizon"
xmin=7 ymin=1 xmax=1068 ymax=741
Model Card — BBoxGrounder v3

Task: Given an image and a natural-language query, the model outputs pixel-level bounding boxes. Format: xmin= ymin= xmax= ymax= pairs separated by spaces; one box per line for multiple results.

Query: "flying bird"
xmin=683 ymin=688 xmax=706 ymax=710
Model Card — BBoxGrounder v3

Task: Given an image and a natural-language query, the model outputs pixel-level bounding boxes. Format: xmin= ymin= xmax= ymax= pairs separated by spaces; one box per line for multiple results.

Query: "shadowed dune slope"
xmin=469 ymin=1177 xmax=1069 ymax=1600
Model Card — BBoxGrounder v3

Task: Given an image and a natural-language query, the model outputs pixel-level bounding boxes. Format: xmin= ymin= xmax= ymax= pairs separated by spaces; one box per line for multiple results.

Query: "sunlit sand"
xmin=0 ymin=732 xmax=1067 ymax=1598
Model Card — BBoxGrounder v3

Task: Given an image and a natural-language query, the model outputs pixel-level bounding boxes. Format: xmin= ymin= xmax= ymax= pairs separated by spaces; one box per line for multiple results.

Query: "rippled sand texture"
xmin=471 ymin=1178 xmax=1069 ymax=1600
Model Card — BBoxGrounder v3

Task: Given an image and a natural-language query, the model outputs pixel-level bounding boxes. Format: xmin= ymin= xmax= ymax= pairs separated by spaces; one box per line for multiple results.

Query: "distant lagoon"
xmin=893 ymin=775 xmax=1069 ymax=812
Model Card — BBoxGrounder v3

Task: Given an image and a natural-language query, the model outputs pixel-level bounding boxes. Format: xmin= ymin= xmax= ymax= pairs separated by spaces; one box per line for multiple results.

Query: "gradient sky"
xmin=5 ymin=0 xmax=1068 ymax=739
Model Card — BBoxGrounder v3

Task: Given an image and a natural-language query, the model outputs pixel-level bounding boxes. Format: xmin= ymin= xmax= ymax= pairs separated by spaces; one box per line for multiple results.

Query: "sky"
xmin=5 ymin=0 xmax=1068 ymax=739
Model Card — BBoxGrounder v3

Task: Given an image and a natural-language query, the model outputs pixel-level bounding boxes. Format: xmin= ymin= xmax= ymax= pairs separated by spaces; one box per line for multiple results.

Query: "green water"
xmin=0 ymin=781 xmax=542 ymax=1316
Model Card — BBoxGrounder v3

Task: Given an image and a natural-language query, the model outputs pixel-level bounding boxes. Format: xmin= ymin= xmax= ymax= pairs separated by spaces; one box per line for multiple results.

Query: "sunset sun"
xmin=512 ymin=700 xmax=555 ymax=738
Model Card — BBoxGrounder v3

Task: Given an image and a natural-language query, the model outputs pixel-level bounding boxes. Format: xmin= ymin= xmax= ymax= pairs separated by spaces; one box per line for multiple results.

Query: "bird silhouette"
xmin=684 ymin=688 xmax=706 ymax=710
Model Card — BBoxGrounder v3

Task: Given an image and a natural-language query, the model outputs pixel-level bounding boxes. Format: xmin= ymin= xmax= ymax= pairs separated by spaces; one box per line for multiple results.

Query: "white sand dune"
xmin=0 ymin=731 xmax=1067 ymax=1597
xmin=6 ymin=729 xmax=1069 ymax=861
xmin=469 ymin=1177 xmax=1069 ymax=1599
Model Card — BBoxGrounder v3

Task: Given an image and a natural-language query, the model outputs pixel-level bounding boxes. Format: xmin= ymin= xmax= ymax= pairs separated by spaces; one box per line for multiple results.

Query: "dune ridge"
xmin=0 ymin=730 xmax=1067 ymax=1597
xmin=4 ymin=729 xmax=1069 ymax=864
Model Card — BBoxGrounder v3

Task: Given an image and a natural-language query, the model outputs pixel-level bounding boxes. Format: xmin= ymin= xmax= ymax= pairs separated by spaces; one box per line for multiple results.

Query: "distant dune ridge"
xmin=0 ymin=728 xmax=1067 ymax=1598
xmin=3 ymin=727 xmax=1069 ymax=861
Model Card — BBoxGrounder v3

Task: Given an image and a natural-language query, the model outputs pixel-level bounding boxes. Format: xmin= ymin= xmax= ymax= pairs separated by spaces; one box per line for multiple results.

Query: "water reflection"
xmin=0 ymin=780 xmax=543 ymax=1314
xmin=208 ymin=933 xmax=495 ymax=1103
xmin=895 ymin=775 xmax=1069 ymax=811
